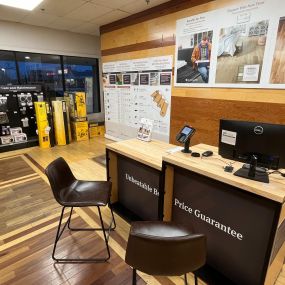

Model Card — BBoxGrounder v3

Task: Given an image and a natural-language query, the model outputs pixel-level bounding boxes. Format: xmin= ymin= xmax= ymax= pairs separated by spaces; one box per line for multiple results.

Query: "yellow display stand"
xmin=34 ymin=102 xmax=50 ymax=148
xmin=37 ymin=121 xmax=50 ymax=149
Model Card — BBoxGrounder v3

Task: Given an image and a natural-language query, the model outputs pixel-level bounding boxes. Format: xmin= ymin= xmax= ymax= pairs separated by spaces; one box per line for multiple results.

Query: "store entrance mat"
xmin=90 ymin=154 xmax=106 ymax=167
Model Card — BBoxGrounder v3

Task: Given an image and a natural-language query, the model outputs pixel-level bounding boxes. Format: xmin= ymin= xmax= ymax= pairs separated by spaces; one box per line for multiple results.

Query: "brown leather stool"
xmin=125 ymin=221 xmax=206 ymax=285
xmin=45 ymin=157 xmax=116 ymax=263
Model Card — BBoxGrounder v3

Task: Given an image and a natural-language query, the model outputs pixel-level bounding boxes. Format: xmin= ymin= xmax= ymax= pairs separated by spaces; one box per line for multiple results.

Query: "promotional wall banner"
xmin=174 ymin=0 xmax=285 ymax=89
xmin=103 ymin=56 xmax=172 ymax=142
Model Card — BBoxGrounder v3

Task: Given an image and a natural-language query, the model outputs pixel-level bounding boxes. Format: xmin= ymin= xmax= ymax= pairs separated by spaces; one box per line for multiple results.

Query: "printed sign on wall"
xmin=103 ymin=56 xmax=172 ymax=142
xmin=174 ymin=0 xmax=285 ymax=89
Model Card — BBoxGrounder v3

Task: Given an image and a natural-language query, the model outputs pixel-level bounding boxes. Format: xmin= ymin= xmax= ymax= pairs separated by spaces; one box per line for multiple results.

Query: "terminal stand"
xmin=182 ymin=137 xmax=192 ymax=153
xmin=234 ymin=155 xmax=269 ymax=183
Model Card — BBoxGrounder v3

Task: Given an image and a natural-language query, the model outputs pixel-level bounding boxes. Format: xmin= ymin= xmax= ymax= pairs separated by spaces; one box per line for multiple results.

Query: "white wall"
xmin=0 ymin=20 xmax=104 ymax=120
xmin=0 ymin=20 xmax=101 ymax=57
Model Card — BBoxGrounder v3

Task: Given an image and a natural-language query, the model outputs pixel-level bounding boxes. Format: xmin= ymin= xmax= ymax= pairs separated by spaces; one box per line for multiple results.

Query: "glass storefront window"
xmin=0 ymin=51 xmax=18 ymax=85
xmin=0 ymin=50 xmax=100 ymax=114
xmin=63 ymin=56 xmax=100 ymax=114
xmin=16 ymin=52 xmax=64 ymax=97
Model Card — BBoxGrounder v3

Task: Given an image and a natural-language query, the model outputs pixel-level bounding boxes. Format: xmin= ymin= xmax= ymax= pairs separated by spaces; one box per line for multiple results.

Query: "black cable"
xmin=267 ymin=170 xmax=285 ymax=177
xmin=201 ymin=155 xmax=236 ymax=167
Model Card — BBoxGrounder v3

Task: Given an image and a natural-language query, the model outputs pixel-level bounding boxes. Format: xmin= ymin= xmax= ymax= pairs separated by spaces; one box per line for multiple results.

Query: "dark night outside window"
xmin=63 ymin=56 xmax=100 ymax=114
xmin=0 ymin=50 xmax=101 ymax=114
xmin=16 ymin=52 xmax=63 ymax=97
xmin=0 ymin=51 xmax=18 ymax=85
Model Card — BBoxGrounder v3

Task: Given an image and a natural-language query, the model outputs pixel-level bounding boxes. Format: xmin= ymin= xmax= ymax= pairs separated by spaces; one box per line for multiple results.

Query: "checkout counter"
xmin=106 ymin=139 xmax=285 ymax=285
xmin=106 ymin=138 xmax=175 ymax=220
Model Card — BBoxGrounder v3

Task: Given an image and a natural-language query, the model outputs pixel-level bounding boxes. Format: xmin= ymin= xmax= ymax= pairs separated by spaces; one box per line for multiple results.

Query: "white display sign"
xmin=221 ymin=130 xmax=237 ymax=146
xmin=174 ymin=0 xmax=285 ymax=89
xmin=103 ymin=56 xmax=173 ymax=142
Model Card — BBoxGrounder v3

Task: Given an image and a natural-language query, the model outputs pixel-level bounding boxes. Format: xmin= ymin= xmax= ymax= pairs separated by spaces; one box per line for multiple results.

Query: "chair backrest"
xmin=125 ymin=228 xmax=206 ymax=276
xmin=45 ymin=157 xmax=76 ymax=204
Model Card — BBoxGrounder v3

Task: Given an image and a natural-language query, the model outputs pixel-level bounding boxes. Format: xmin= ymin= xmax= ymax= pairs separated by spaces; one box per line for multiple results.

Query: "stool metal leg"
xmin=184 ymin=273 xmax=188 ymax=285
xmin=52 ymin=205 xmax=114 ymax=263
xmin=132 ymin=268 xmax=137 ymax=285
xmin=97 ymin=206 xmax=111 ymax=260
xmin=194 ymin=274 xmax=198 ymax=285
xmin=52 ymin=206 xmax=67 ymax=261
xmin=67 ymin=204 xmax=116 ymax=232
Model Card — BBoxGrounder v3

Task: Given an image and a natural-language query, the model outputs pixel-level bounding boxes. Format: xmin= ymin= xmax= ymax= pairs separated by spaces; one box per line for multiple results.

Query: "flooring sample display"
xmin=103 ymin=56 xmax=172 ymax=142
xmin=174 ymin=0 xmax=285 ymax=89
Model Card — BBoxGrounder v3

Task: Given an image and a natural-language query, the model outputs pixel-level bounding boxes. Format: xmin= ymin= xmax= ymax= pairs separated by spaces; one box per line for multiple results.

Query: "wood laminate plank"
xmin=163 ymin=144 xmax=285 ymax=203
xmin=106 ymin=139 xmax=175 ymax=170
xmin=0 ymin=156 xmax=35 ymax=183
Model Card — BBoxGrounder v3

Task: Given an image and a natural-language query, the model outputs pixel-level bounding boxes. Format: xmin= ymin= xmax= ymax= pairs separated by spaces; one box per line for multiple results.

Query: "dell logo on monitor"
xmin=254 ymin=126 xmax=264 ymax=135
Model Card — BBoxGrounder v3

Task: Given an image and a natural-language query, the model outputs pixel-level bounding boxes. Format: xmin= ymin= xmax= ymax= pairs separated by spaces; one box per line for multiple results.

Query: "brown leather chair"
xmin=125 ymin=221 xmax=206 ymax=285
xmin=45 ymin=157 xmax=116 ymax=263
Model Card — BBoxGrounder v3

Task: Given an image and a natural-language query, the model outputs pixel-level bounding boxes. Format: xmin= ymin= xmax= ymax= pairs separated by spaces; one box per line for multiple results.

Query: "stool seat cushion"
xmin=130 ymin=221 xmax=192 ymax=238
xmin=125 ymin=221 xmax=206 ymax=276
xmin=59 ymin=180 xmax=111 ymax=207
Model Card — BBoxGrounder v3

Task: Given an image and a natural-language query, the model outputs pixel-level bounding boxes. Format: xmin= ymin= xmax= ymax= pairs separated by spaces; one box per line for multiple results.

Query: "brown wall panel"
xmin=170 ymin=96 xmax=285 ymax=146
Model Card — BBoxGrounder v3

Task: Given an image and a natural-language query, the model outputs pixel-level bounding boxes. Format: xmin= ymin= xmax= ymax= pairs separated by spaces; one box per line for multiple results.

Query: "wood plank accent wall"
xmin=170 ymin=97 xmax=285 ymax=146
xmin=101 ymin=0 xmax=285 ymax=146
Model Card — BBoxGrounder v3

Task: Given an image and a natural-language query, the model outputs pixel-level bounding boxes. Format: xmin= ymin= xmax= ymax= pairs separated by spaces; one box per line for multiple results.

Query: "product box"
xmin=65 ymin=92 xmax=87 ymax=119
xmin=72 ymin=121 xmax=89 ymax=141
xmin=52 ymin=100 xmax=71 ymax=145
xmin=89 ymin=122 xmax=105 ymax=138
xmin=10 ymin=127 xmax=22 ymax=135
xmin=13 ymin=133 xmax=27 ymax=143
xmin=0 ymin=136 xmax=14 ymax=145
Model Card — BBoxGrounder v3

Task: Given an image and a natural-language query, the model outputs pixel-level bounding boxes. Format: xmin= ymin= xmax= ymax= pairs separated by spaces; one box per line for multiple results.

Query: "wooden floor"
xmin=270 ymin=19 xmax=285 ymax=84
xmin=215 ymin=36 xmax=266 ymax=84
xmin=0 ymin=137 xmax=285 ymax=285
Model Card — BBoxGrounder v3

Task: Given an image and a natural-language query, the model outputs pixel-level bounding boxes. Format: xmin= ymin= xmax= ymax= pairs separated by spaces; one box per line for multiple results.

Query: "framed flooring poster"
xmin=174 ymin=0 xmax=285 ymax=89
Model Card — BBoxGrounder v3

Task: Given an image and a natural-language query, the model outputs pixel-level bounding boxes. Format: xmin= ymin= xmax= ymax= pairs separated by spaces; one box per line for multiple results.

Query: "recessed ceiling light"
xmin=0 ymin=0 xmax=44 ymax=11
xmin=25 ymin=56 xmax=31 ymax=59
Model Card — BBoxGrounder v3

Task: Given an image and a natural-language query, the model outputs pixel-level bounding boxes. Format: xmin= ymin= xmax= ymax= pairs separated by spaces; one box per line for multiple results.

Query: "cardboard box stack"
xmin=65 ymin=92 xmax=89 ymax=141
xmin=89 ymin=121 xmax=105 ymax=138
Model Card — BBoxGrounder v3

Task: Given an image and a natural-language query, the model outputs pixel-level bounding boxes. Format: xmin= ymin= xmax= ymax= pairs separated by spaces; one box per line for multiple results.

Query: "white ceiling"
xmin=0 ymin=0 xmax=169 ymax=36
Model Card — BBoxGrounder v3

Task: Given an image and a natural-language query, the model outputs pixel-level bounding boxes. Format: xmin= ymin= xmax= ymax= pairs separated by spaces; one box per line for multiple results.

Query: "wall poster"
xmin=103 ymin=56 xmax=172 ymax=142
xmin=174 ymin=0 xmax=285 ymax=89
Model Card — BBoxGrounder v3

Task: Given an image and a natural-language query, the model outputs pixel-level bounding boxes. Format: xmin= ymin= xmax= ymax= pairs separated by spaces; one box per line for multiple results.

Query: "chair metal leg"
xmin=67 ymin=206 xmax=73 ymax=230
xmin=67 ymin=203 xmax=116 ymax=232
xmin=109 ymin=202 xmax=116 ymax=230
xmin=52 ymin=205 xmax=114 ymax=263
xmin=97 ymin=206 xmax=111 ymax=260
xmin=52 ymin=206 xmax=66 ymax=261
xmin=132 ymin=268 xmax=137 ymax=285
xmin=194 ymin=274 xmax=198 ymax=285
xmin=183 ymin=273 xmax=188 ymax=285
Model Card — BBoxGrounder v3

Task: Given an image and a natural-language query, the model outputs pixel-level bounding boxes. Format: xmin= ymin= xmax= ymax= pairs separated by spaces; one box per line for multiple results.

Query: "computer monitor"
xmin=219 ymin=119 xmax=285 ymax=170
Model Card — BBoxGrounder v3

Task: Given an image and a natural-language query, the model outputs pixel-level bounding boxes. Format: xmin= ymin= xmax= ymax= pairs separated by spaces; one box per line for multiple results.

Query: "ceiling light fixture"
xmin=25 ymin=56 xmax=31 ymax=60
xmin=0 ymin=0 xmax=44 ymax=11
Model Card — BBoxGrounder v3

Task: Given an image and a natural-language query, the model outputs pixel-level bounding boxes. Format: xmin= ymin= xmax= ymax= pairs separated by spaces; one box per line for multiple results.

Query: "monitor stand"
xmin=182 ymin=138 xmax=192 ymax=153
xmin=234 ymin=155 xmax=269 ymax=183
